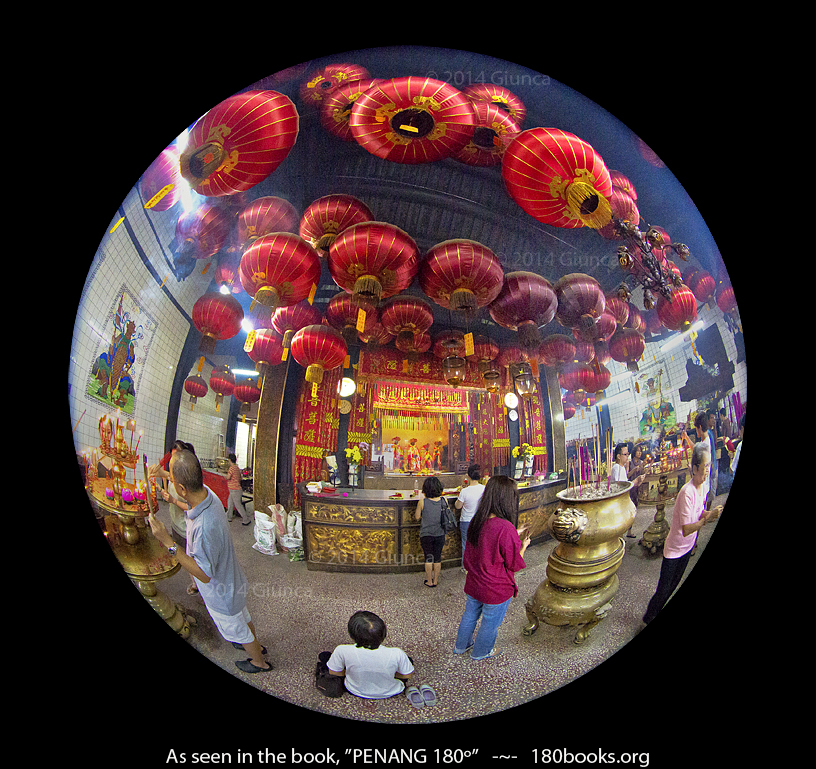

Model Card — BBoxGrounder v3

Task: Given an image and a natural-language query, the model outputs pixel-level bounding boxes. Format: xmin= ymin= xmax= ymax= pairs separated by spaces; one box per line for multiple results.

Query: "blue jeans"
xmin=454 ymin=594 xmax=512 ymax=659
xmin=459 ymin=520 xmax=470 ymax=563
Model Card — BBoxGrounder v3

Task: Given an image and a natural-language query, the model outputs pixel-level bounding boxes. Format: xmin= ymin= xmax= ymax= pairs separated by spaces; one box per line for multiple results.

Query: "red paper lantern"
xmin=716 ymin=283 xmax=738 ymax=315
xmin=213 ymin=252 xmax=242 ymax=294
xmin=538 ymin=335 xmax=576 ymax=368
xmin=328 ymin=221 xmax=419 ymax=307
xmin=609 ymin=170 xmax=637 ymax=201
xmin=395 ymin=330 xmax=431 ymax=356
xmin=290 ymin=325 xmax=348 ymax=385
xmin=233 ymin=378 xmax=261 ymax=414
xmin=609 ymin=327 xmax=646 ymax=372
xmin=592 ymin=363 xmax=612 ymax=393
xmin=379 ymin=296 xmax=434 ymax=348
xmin=462 ymin=83 xmax=527 ymax=126
xmin=656 ymin=284 xmax=698 ymax=332
xmin=299 ymin=64 xmax=370 ymax=109
xmin=420 ymin=239 xmax=505 ymax=313
xmin=562 ymin=400 xmax=576 ymax=421
xmin=174 ymin=201 xmax=234 ymax=260
xmin=559 ymin=361 xmax=596 ymax=393
xmin=239 ymin=233 xmax=322 ymax=324
xmin=496 ymin=345 xmax=527 ymax=369
xmin=573 ymin=339 xmax=596 ymax=365
xmin=603 ymin=291 xmax=630 ymax=327
xmin=597 ymin=187 xmax=640 ymax=240
xmin=643 ymin=308 xmax=664 ymax=336
xmin=271 ymin=300 xmax=323 ymax=349
xmin=593 ymin=340 xmax=611 ymax=366
xmin=140 ymin=145 xmax=183 ymax=211
xmin=184 ymin=374 xmax=208 ymax=408
xmin=432 ymin=330 xmax=466 ymax=359
xmin=467 ymin=334 xmax=500 ymax=366
xmin=573 ymin=310 xmax=618 ymax=343
xmin=179 ymin=90 xmax=299 ymax=197
xmin=488 ymin=271 xmax=557 ymax=350
xmin=209 ymin=366 xmax=235 ymax=412
xmin=625 ymin=302 xmax=645 ymax=332
xmin=454 ymin=101 xmax=521 ymax=167
xmin=502 ymin=128 xmax=613 ymax=229
xmin=299 ymin=194 xmax=374 ymax=255
xmin=326 ymin=292 xmax=379 ymax=345
xmin=349 ymin=77 xmax=476 ymax=164
xmin=237 ymin=196 xmax=299 ymax=248
xmin=247 ymin=328 xmax=286 ymax=375
xmin=685 ymin=268 xmax=716 ymax=304
xmin=192 ymin=292 xmax=244 ymax=354
xmin=359 ymin=317 xmax=394 ymax=348
xmin=554 ymin=273 xmax=606 ymax=334
xmin=320 ymin=78 xmax=383 ymax=141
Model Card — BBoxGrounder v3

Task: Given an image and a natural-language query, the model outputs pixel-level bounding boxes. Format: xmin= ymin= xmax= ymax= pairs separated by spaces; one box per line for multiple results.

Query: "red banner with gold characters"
xmin=518 ymin=378 xmax=547 ymax=472
xmin=293 ymin=366 xmax=341 ymax=506
xmin=357 ymin=348 xmax=483 ymax=387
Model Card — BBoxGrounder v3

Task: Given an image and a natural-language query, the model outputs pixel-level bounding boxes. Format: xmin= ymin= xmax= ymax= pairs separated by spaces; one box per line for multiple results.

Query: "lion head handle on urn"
xmin=550 ymin=507 xmax=589 ymax=544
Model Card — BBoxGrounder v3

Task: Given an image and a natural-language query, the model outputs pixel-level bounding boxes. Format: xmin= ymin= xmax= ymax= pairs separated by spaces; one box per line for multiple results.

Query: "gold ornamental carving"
xmin=307 ymin=526 xmax=397 ymax=566
xmin=305 ymin=502 xmax=396 ymax=525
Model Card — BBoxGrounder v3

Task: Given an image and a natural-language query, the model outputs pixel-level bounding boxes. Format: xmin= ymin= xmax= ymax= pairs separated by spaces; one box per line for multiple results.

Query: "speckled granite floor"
xmin=148 ymin=490 xmax=731 ymax=727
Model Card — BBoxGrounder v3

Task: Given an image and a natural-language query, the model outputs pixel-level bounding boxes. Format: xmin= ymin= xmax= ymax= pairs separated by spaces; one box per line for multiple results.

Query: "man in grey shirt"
xmin=148 ymin=449 xmax=272 ymax=673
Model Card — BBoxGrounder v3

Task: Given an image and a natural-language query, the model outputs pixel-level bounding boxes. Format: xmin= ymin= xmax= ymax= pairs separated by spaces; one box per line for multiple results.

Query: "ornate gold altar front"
xmin=299 ymin=479 xmax=565 ymax=573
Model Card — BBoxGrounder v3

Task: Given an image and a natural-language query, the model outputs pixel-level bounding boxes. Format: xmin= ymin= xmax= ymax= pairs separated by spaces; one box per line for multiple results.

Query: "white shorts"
xmin=206 ymin=605 xmax=254 ymax=645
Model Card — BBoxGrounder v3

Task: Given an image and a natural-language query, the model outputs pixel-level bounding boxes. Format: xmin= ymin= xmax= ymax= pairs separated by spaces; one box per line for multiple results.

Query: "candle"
xmin=133 ymin=431 xmax=142 ymax=456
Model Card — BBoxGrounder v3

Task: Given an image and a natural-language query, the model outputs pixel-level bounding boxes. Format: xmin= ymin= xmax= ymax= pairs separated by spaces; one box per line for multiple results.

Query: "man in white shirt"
xmin=455 ymin=464 xmax=485 ymax=569
xmin=327 ymin=611 xmax=414 ymax=698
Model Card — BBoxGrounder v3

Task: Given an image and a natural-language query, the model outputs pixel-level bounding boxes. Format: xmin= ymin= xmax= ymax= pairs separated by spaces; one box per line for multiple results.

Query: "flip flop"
xmin=423 ymin=580 xmax=437 ymax=588
xmin=406 ymin=686 xmax=425 ymax=709
xmin=419 ymin=684 xmax=437 ymax=706
xmin=232 ymin=642 xmax=268 ymax=655
xmin=235 ymin=659 xmax=274 ymax=673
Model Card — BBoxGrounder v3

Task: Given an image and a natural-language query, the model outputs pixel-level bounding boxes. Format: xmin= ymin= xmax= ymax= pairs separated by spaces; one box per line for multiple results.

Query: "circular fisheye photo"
xmin=68 ymin=48 xmax=745 ymax=739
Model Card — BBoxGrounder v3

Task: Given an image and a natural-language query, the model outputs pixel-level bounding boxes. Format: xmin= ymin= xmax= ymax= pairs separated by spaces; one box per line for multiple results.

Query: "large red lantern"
xmin=432 ymin=330 xmax=466 ymax=359
xmin=609 ymin=327 xmax=646 ymax=372
xmin=716 ymin=282 xmax=737 ymax=315
xmin=609 ymin=170 xmax=637 ymax=201
xmin=174 ymin=201 xmax=234 ymax=260
xmin=379 ymin=296 xmax=434 ymax=348
xmin=603 ymin=291 xmax=630 ymax=327
xmin=538 ymin=335 xmax=576 ymax=368
xmin=328 ymin=221 xmax=420 ymax=307
xmin=299 ymin=64 xmax=370 ymax=109
xmin=239 ymin=233 xmax=322 ymax=324
xmin=597 ymin=187 xmax=640 ymax=240
xmin=685 ymin=268 xmax=716 ymax=305
xmin=488 ymin=271 xmax=557 ymax=350
xmin=179 ymin=90 xmax=299 ymax=197
xmin=213 ymin=252 xmax=242 ymax=294
xmin=625 ymin=302 xmax=645 ymax=332
xmin=496 ymin=345 xmax=527 ymax=369
xmin=246 ymin=328 xmax=286 ymax=376
xmin=359 ymin=317 xmax=394 ymax=348
xmin=209 ymin=366 xmax=235 ymax=412
xmin=558 ymin=361 xmax=596 ymax=393
xmin=233 ymin=378 xmax=261 ymax=415
xmin=299 ymin=195 xmax=374 ymax=256
xmin=502 ymin=128 xmax=613 ymax=229
xmin=573 ymin=310 xmax=617 ymax=343
xmin=467 ymin=334 xmax=500 ymax=367
xmin=592 ymin=363 xmax=612 ymax=393
xmin=271 ymin=300 xmax=323 ymax=350
xmin=140 ymin=145 xmax=183 ymax=211
xmin=573 ymin=339 xmax=596 ymax=365
xmin=184 ymin=374 xmax=208 ymax=409
xmin=420 ymin=239 xmax=505 ymax=313
xmin=326 ymin=292 xmax=378 ymax=345
xmin=349 ymin=77 xmax=477 ymax=164
xmin=656 ymin=284 xmax=698 ymax=332
xmin=462 ymin=83 xmax=527 ymax=126
xmin=454 ymin=101 xmax=521 ymax=167
xmin=395 ymin=330 xmax=431 ymax=356
xmin=237 ymin=196 xmax=299 ymax=249
xmin=290 ymin=325 xmax=348 ymax=385
xmin=320 ymin=78 xmax=383 ymax=141
xmin=192 ymin=292 xmax=244 ymax=354
xmin=554 ymin=273 xmax=606 ymax=335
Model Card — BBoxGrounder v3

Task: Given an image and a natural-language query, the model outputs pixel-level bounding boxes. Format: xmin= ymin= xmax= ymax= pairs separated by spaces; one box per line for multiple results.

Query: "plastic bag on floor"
xmin=267 ymin=504 xmax=288 ymax=543
xmin=252 ymin=510 xmax=278 ymax=556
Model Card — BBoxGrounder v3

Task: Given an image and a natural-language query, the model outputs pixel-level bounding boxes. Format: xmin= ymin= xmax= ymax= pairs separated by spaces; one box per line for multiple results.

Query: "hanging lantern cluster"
xmin=236 ymin=196 xmax=299 ymax=249
xmin=272 ymin=300 xmax=323 ymax=353
xmin=299 ymin=194 xmax=374 ymax=256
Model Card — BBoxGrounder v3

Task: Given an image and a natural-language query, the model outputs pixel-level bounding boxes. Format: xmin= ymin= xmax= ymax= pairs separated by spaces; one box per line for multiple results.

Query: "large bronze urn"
xmin=524 ymin=481 xmax=636 ymax=644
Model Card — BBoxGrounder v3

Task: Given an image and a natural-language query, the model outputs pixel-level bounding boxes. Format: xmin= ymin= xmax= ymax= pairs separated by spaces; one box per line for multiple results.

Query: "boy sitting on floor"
xmin=322 ymin=611 xmax=414 ymax=699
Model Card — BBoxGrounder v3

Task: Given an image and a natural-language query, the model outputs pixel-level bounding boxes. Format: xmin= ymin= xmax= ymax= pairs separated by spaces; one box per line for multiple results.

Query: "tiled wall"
xmin=563 ymin=299 xmax=746 ymax=451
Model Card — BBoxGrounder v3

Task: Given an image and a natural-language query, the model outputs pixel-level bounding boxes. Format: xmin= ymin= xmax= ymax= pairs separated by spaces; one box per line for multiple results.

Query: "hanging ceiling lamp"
xmin=462 ymin=83 xmax=527 ymax=126
xmin=502 ymin=127 xmax=613 ymax=229
xmin=239 ymin=233 xmax=322 ymax=327
xmin=178 ymin=90 xmax=299 ymax=197
xmin=328 ymin=221 xmax=419 ymax=308
xmin=192 ymin=292 xmax=244 ymax=354
xmin=299 ymin=63 xmax=370 ymax=110
xmin=209 ymin=366 xmax=235 ymax=412
xmin=441 ymin=355 xmax=467 ymax=388
xmin=512 ymin=361 xmax=536 ymax=398
xmin=236 ymin=196 xmax=299 ymax=250
xmin=299 ymin=194 xmax=374 ymax=256
xmin=420 ymin=239 xmax=504 ymax=315
xmin=379 ymin=296 xmax=434 ymax=349
xmin=349 ymin=76 xmax=476 ymax=164
xmin=454 ymin=101 xmax=521 ymax=167
xmin=320 ymin=78 xmax=383 ymax=141
xmin=289 ymin=324 xmax=348 ymax=386
xmin=488 ymin=271 xmax=558 ymax=350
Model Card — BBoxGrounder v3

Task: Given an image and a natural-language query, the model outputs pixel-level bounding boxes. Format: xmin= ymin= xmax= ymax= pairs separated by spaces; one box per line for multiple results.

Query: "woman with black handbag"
xmin=414 ymin=476 xmax=450 ymax=587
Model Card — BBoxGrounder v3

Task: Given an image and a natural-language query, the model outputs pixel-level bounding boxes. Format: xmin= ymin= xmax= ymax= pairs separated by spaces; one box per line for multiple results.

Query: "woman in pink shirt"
xmin=453 ymin=476 xmax=530 ymax=660
xmin=226 ymin=453 xmax=252 ymax=525
xmin=642 ymin=441 xmax=722 ymax=624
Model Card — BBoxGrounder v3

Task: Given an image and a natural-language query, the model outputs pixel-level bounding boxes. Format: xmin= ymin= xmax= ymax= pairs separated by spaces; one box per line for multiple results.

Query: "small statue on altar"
xmin=392 ymin=437 xmax=404 ymax=471
xmin=421 ymin=443 xmax=433 ymax=471
xmin=433 ymin=441 xmax=442 ymax=470
xmin=407 ymin=438 xmax=420 ymax=472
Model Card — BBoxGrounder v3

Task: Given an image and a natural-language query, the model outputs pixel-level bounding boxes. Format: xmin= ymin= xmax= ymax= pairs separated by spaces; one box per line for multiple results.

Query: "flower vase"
xmin=349 ymin=464 xmax=358 ymax=488
xmin=524 ymin=456 xmax=534 ymax=474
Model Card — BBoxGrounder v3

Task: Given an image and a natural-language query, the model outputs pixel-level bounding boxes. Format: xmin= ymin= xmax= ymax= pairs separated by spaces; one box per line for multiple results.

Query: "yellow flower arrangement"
xmin=512 ymin=443 xmax=534 ymax=459
xmin=345 ymin=446 xmax=363 ymax=465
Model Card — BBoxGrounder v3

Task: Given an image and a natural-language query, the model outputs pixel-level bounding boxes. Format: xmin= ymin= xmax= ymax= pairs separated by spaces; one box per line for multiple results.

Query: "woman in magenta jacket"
xmin=453 ymin=475 xmax=530 ymax=660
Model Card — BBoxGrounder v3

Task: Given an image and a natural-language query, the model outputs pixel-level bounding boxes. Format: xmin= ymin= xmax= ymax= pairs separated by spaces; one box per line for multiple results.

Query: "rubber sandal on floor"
xmin=232 ymin=642 xmax=268 ymax=655
xmin=423 ymin=580 xmax=437 ymax=588
xmin=235 ymin=658 xmax=273 ymax=673
xmin=473 ymin=647 xmax=501 ymax=660
xmin=419 ymin=684 xmax=437 ymax=706
xmin=406 ymin=686 xmax=425 ymax=708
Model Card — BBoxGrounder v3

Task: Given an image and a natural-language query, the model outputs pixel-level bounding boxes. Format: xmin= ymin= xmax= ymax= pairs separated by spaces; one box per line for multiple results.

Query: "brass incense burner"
xmin=524 ymin=480 xmax=635 ymax=644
